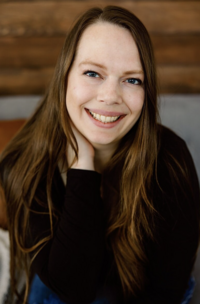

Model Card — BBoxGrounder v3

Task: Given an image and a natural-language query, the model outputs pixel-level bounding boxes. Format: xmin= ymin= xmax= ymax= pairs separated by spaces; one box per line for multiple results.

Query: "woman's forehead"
xmin=77 ymin=22 xmax=135 ymax=53
xmin=74 ymin=22 xmax=143 ymax=72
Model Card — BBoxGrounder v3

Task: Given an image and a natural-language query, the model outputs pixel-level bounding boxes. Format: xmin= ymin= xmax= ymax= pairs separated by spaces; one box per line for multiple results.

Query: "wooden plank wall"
xmin=0 ymin=0 xmax=200 ymax=95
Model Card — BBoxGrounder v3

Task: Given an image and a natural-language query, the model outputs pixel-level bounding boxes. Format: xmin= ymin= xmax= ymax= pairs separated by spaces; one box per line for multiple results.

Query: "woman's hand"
xmin=67 ymin=126 xmax=95 ymax=171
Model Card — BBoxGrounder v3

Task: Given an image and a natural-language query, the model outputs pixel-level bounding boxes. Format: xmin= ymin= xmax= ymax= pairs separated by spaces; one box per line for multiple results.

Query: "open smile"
xmin=89 ymin=110 xmax=120 ymax=123
xmin=84 ymin=108 xmax=126 ymax=129
xmin=85 ymin=108 xmax=126 ymax=125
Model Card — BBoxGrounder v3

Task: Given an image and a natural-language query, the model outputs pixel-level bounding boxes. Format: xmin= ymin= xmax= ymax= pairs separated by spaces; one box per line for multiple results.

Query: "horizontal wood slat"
xmin=1 ymin=0 xmax=199 ymax=2
xmin=0 ymin=35 xmax=199 ymax=68
xmin=152 ymin=35 xmax=200 ymax=65
xmin=0 ymin=66 xmax=199 ymax=95
xmin=0 ymin=68 xmax=53 ymax=95
xmin=0 ymin=1 xmax=199 ymax=94
xmin=158 ymin=66 xmax=200 ymax=94
xmin=0 ymin=37 xmax=63 ymax=68
xmin=0 ymin=2 xmax=200 ymax=36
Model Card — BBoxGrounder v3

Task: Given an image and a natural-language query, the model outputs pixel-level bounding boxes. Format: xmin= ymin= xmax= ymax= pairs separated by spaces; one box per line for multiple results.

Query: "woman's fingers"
xmin=67 ymin=125 xmax=95 ymax=171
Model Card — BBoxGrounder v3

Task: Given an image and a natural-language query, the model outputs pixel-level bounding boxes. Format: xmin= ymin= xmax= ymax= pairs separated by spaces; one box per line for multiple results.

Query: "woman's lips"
xmin=86 ymin=108 xmax=125 ymax=116
xmin=85 ymin=108 xmax=126 ymax=128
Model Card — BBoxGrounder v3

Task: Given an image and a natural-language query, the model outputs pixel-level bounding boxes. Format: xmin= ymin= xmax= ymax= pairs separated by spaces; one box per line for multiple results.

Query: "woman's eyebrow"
xmin=79 ymin=60 xmax=144 ymax=75
xmin=79 ymin=60 xmax=106 ymax=69
xmin=123 ymin=69 xmax=144 ymax=76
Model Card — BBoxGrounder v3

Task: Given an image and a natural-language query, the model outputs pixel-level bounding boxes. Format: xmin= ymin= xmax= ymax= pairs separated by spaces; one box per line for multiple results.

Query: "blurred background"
xmin=0 ymin=0 xmax=200 ymax=303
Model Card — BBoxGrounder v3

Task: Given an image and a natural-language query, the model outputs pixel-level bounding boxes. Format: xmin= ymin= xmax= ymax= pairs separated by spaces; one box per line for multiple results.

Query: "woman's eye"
xmin=126 ymin=78 xmax=142 ymax=85
xmin=84 ymin=71 xmax=99 ymax=78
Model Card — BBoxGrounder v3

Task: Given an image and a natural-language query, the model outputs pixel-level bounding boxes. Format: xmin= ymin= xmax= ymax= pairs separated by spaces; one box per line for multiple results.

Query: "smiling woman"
xmin=66 ymin=22 xmax=144 ymax=164
xmin=0 ymin=5 xmax=199 ymax=304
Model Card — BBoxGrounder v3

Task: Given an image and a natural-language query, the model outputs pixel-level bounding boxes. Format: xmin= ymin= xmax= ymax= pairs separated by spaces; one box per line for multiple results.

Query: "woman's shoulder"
xmin=157 ymin=124 xmax=198 ymax=181
xmin=155 ymin=124 xmax=200 ymax=220
xmin=158 ymin=124 xmax=188 ymax=156
xmin=143 ymin=127 xmax=200 ymax=304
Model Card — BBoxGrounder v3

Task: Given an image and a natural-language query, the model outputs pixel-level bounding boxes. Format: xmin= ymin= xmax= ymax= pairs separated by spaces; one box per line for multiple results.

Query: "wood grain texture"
xmin=0 ymin=35 xmax=199 ymax=68
xmin=0 ymin=66 xmax=199 ymax=95
xmin=152 ymin=35 xmax=200 ymax=65
xmin=0 ymin=1 xmax=199 ymax=94
xmin=0 ymin=68 xmax=53 ymax=95
xmin=0 ymin=37 xmax=64 ymax=68
xmin=0 ymin=2 xmax=200 ymax=36
xmin=1 ymin=0 xmax=199 ymax=2
xmin=158 ymin=66 xmax=200 ymax=94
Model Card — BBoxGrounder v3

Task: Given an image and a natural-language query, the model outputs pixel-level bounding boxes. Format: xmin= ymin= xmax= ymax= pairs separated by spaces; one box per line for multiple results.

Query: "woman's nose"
xmin=97 ymin=78 xmax=122 ymax=105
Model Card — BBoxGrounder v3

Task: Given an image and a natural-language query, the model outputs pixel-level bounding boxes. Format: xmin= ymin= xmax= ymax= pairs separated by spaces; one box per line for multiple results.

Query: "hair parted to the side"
xmin=0 ymin=6 xmax=158 ymax=302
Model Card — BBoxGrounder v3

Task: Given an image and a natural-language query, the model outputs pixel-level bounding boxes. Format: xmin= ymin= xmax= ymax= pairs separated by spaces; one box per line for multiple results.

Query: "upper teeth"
xmin=89 ymin=110 xmax=120 ymax=123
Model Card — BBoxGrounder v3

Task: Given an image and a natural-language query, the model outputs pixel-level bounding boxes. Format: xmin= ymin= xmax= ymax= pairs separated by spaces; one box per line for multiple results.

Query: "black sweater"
xmin=29 ymin=126 xmax=200 ymax=304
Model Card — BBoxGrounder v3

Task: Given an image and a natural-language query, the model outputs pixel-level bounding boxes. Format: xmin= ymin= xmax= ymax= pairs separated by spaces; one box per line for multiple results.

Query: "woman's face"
xmin=66 ymin=22 xmax=145 ymax=150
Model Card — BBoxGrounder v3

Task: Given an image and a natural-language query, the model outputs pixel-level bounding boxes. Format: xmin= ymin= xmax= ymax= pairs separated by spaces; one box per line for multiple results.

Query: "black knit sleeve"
xmin=139 ymin=126 xmax=200 ymax=304
xmin=31 ymin=169 xmax=105 ymax=304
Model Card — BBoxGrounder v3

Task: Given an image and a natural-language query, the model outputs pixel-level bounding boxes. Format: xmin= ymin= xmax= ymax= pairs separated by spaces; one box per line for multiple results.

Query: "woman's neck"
xmin=94 ymin=143 xmax=118 ymax=173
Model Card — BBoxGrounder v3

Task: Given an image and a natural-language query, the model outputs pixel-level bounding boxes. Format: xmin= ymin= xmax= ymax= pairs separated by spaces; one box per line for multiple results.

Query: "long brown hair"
xmin=0 ymin=6 xmax=158 ymax=302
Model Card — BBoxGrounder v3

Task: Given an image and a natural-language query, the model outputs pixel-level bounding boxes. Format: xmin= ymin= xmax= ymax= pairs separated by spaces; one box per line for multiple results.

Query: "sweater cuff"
xmin=67 ymin=168 xmax=101 ymax=185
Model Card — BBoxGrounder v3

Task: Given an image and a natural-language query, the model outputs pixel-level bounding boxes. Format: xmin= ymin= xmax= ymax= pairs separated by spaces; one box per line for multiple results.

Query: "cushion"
xmin=0 ymin=120 xmax=26 ymax=153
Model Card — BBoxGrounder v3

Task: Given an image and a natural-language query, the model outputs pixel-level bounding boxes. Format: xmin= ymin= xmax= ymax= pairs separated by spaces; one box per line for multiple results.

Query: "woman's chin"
xmin=89 ymin=138 xmax=119 ymax=151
